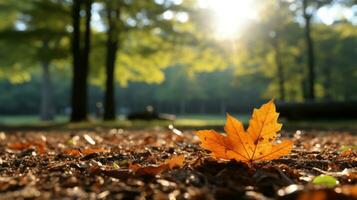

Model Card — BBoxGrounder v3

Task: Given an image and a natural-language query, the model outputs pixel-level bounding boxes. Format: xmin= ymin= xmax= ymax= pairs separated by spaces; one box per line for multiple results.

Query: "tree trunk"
xmin=40 ymin=59 xmax=54 ymax=121
xmin=303 ymin=0 xmax=315 ymax=100
xmin=70 ymin=0 xmax=92 ymax=122
xmin=81 ymin=0 xmax=92 ymax=114
xmin=273 ymin=35 xmax=285 ymax=101
xmin=70 ymin=0 xmax=82 ymax=122
xmin=104 ymin=3 xmax=120 ymax=121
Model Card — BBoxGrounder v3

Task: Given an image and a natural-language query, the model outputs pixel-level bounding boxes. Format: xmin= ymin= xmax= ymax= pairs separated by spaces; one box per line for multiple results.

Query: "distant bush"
xmin=277 ymin=101 xmax=357 ymax=120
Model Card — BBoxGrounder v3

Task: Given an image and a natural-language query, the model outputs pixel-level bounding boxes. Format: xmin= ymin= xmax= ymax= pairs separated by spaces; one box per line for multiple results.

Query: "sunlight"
xmin=199 ymin=0 xmax=257 ymax=39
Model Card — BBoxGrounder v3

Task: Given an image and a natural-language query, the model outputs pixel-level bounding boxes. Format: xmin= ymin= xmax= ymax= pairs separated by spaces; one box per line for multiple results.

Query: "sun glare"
xmin=200 ymin=0 xmax=257 ymax=39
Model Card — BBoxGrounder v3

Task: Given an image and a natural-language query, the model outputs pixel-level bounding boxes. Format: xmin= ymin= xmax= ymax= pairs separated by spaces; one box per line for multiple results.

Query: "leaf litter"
xmin=0 ymin=126 xmax=356 ymax=199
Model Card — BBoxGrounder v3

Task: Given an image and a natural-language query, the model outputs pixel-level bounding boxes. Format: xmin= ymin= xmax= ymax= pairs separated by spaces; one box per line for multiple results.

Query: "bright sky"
xmin=316 ymin=4 xmax=356 ymax=25
xmin=40 ymin=0 xmax=355 ymax=36
xmin=198 ymin=0 xmax=356 ymax=39
xmin=198 ymin=0 xmax=258 ymax=39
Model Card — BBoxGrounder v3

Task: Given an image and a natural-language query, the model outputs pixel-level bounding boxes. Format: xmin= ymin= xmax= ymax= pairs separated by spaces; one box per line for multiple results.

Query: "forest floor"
xmin=0 ymin=127 xmax=356 ymax=200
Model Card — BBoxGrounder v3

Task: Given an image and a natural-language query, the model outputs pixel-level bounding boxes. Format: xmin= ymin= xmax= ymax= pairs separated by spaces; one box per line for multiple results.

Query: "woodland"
xmin=0 ymin=0 xmax=356 ymax=199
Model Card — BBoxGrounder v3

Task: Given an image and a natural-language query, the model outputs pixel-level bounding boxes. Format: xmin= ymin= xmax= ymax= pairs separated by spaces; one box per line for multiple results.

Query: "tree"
xmin=0 ymin=0 xmax=70 ymax=120
xmin=287 ymin=0 xmax=334 ymax=100
xmin=302 ymin=0 xmax=316 ymax=100
xmin=70 ymin=0 xmax=93 ymax=122
xmin=265 ymin=0 xmax=290 ymax=101
xmin=99 ymin=0 xmax=207 ymax=120
xmin=0 ymin=0 xmax=29 ymax=83
xmin=103 ymin=0 xmax=121 ymax=120
xmin=155 ymin=66 xmax=204 ymax=114
xmin=314 ymin=22 xmax=357 ymax=100
xmin=28 ymin=0 xmax=70 ymax=120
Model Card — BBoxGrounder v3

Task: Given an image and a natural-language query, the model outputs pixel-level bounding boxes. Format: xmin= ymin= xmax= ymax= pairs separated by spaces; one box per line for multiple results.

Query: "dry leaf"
xmin=81 ymin=148 xmax=109 ymax=155
xmin=129 ymin=163 xmax=167 ymax=176
xmin=129 ymin=155 xmax=185 ymax=175
xmin=166 ymin=155 xmax=185 ymax=169
xmin=8 ymin=141 xmax=46 ymax=155
xmin=63 ymin=149 xmax=81 ymax=157
xmin=340 ymin=149 xmax=356 ymax=157
xmin=196 ymin=100 xmax=293 ymax=163
xmin=8 ymin=142 xmax=31 ymax=151
xmin=64 ymin=148 xmax=109 ymax=157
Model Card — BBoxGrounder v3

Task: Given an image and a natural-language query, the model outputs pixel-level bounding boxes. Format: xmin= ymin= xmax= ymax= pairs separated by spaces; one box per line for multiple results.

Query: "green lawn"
xmin=0 ymin=115 xmax=68 ymax=125
xmin=0 ymin=114 xmax=356 ymax=131
xmin=0 ymin=114 xmax=226 ymax=130
xmin=0 ymin=114 xmax=223 ymax=131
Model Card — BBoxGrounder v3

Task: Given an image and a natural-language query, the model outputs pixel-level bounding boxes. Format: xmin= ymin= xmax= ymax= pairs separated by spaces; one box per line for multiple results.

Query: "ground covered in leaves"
xmin=0 ymin=127 xmax=356 ymax=200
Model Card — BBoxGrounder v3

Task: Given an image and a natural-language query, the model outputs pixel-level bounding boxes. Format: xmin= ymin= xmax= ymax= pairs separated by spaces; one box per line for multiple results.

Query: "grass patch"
xmin=0 ymin=115 xmax=68 ymax=125
xmin=0 ymin=114 xmax=356 ymax=131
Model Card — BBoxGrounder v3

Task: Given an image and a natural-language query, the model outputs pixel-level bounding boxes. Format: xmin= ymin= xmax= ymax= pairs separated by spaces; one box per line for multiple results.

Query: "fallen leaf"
xmin=166 ymin=155 xmax=185 ymax=169
xmin=34 ymin=142 xmax=46 ymax=155
xmin=8 ymin=142 xmax=31 ymax=151
xmin=64 ymin=148 xmax=109 ymax=157
xmin=81 ymin=148 xmax=109 ymax=155
xmin=63 ymin=149 xmax=81 ymax=157
xmin=8 ymin=141 xmax=46 ymax=155
xmin=129 ymin=163 xmax=167 ymax=176
xmin=129 ymin=155 xmax=185 ymax=175
xmin=312 ymin=175 xmax=339 ymax=188
xmin=340 ymin=149 xmax=356 ymax=157
xmin=196 ymin=100 xmax=293 ymax=163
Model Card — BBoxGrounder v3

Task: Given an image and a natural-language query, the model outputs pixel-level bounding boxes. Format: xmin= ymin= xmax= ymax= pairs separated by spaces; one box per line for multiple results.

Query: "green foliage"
xmin=226 ymin=0 xmax=357 ymax=101
xmin=89 ymin=0 xmax=229 ymax=87
xmin=314 ymin=23 xmax=357 ymax=100
xmin=0 ymin=0 xmax=70 ymax=83
xmin=0 ymin=72 xmax=70 ymax=115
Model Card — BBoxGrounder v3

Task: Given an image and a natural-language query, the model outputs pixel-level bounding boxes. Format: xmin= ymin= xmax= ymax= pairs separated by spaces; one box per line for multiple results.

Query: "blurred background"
xmin=0 ymin=0 xmax=356 ymax=127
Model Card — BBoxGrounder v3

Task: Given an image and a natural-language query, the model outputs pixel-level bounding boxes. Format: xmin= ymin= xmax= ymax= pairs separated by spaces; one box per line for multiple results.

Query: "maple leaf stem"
xmin=246 ymin=161 xmax=256 ymax=170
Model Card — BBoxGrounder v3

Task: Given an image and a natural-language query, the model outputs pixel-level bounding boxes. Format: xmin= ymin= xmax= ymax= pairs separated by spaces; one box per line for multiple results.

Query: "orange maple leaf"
xmin=196 ymin=100 xmax=293 ymax=163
